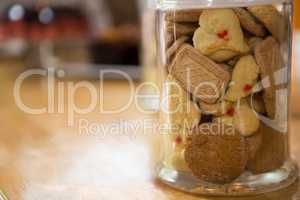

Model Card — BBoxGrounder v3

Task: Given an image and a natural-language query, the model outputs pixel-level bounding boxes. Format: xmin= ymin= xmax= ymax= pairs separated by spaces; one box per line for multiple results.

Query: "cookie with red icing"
xmin=225 ymin=55 xmax=260 ymax=102
xmin=193 ymin=9 xmax=249 ymax=62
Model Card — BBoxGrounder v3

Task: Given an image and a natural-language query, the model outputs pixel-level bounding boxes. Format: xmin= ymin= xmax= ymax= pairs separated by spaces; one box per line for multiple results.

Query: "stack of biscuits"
xmin=159 ymin=5 xmax=289 ymax=184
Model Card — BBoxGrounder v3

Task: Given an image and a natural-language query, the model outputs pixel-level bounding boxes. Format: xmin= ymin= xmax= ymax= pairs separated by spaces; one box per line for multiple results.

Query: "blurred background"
xmin=0 ymin=0 xmax=142 ymax=79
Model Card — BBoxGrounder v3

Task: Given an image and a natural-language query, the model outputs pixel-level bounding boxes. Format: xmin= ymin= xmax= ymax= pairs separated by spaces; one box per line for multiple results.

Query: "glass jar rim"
xmin=157 ymin=0 xmax=292 ymax=9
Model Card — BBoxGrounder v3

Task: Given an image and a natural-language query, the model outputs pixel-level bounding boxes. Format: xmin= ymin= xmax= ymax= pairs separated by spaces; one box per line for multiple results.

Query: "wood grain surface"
xmin=0 ymin=65 xmax=300 ymax=200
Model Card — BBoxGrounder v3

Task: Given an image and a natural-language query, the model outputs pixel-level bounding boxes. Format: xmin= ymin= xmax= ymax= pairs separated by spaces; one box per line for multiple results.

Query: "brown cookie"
xmin=245 ymin=130 xmax=262 ymax=160
xmin=166 ymin=21 xmax=198 ymax=39
xmin=247 ymin=6 xmax=287 ymax=42
xmin=233 ymin=8 xmax=267 ymax=37
xmin=165 ymin=9 xmax=202 ymax=22
xmin=185 ymin=123 xmax=247 ymax=184
xmin=166 ymin=36 xmax=189 ymax=61
xmin=247 ymin=123 xmax=287 ymax=174
xmin=247 ymin=37 xmax=263 ymax=53
xmin=169 ymin=44 xmax=231 ymax=104
xmin=254 ymin=37 xmax=284 ymax=119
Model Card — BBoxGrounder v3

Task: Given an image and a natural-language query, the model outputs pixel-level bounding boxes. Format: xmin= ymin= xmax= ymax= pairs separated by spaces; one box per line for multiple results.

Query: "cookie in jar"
xmin=156 ymin=0 xmax=298 ymax=196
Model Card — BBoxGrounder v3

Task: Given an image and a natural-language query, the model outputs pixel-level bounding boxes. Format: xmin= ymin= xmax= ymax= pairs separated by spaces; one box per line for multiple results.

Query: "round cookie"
xmin=185 ymin=123 xmax=248 ymax=184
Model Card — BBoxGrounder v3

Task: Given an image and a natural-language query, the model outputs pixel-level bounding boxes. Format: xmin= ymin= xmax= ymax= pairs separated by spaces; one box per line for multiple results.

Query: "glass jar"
xmin=139 ymin=0 xmax=160 ymax=111
xmin=156 ymin=0 xmax=298 ymax=196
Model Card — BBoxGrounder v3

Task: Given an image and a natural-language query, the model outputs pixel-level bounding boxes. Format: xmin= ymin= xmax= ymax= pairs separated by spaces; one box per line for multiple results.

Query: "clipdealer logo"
xmin=13 ymin=68 xmax=160 ymax=127
xmin=12 ymin=66 xmax=289 ymax=133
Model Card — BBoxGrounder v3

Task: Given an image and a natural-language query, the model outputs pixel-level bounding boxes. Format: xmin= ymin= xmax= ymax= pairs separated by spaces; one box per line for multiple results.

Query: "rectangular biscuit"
xmin=254 ymin=36 xmax=285 ymax=119
xmin=247 ymin=6 xmax=287 ymax=42
xmin=169 ymin=44 xmax=231 ymax=104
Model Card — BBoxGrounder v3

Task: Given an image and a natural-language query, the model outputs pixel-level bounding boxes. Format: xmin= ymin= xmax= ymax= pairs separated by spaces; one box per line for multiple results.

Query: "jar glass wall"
xmin=156 ymin=0 xmax=298 ymax=196
xmin=139 ymin=0 xmax=160 ymax=111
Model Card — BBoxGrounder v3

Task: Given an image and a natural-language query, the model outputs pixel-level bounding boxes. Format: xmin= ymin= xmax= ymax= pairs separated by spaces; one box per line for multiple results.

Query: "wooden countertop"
xmin=1 ymin=72 xmax=300 ymax=200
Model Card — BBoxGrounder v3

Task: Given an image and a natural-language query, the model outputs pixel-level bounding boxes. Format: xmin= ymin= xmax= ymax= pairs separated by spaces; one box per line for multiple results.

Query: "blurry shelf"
xmin=53 ymin=63 xmax=141 ymax=81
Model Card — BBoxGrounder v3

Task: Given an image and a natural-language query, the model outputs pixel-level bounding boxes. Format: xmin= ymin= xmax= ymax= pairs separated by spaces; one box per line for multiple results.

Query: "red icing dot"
xmin=217 ymin=30 xmax=229 ymax=40
xmin=244 ymin=84 xmax=253 ymax=92
xmin=175 ymin=135 xmax=182 ymax=144
xmin=226 ymin=107 xmax=235 ymax=117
